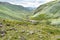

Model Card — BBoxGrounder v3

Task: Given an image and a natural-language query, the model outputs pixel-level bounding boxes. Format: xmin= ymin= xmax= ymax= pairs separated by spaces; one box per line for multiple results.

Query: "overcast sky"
xmin=0 ymin=0 xmax=54 ymax=7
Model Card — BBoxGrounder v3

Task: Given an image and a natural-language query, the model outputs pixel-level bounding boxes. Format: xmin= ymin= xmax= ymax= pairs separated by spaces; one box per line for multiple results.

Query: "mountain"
xmin=31 ymin=0 xmax=60 ymax=20
xmin=31 ymin=0 xmax=60 ymax=25
xmin=25 ymin=7 xmax=36 ymax=11
xmin=0 ymin=2 xmax=33 ymax=21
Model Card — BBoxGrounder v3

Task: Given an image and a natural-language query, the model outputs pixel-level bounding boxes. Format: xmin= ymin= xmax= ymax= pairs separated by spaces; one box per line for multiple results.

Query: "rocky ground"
xmin=0 ymin=18 xmax=60 ymax=40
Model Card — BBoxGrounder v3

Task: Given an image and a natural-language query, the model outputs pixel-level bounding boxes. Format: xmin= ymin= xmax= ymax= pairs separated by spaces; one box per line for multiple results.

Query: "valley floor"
xmin=0 ymin=18 xmax=60 ymax=40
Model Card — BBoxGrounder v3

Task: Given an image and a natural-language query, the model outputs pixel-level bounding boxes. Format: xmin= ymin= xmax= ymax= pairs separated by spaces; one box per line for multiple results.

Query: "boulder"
xmin=6 ymin=23 xmax=10 ymax=26
xmin=0 ymin=22 xmax=3 ymax=27
xmin=29 ymin=20 xmax=39 ymax=25
xmin=19 ymin=36 xmax=26 ymax=40
xmin=21 ymin=30 xmax=25 ymax=33
xmin=29 ymin=31 xmax=35 ymax=35
xmin=0 ymin=30 xmax=6 ymax=37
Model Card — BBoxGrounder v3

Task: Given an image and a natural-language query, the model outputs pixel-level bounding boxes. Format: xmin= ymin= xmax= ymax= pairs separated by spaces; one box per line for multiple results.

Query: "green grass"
xmin=30 ymin=0 xmax=60 ymax=26
xmin=0 ymin=18 xmax=60 ymax=40
xmin=0 ymin=2 xmax=33 ymax=21
xmin=31 ymin=1 xmax=60 ymax=20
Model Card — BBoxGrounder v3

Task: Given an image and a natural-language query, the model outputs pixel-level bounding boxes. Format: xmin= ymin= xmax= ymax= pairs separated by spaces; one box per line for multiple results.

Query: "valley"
xmin=0 ymin=0 xmax=60 ymax=40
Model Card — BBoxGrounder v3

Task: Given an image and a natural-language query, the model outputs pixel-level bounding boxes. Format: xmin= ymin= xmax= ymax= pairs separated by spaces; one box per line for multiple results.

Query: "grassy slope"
xmin=0 ymin=18 xmax=60 ymax=40
xmin=0 ymin=2 xmax=33 ymax=20
xmin=31 ymin=1 xmax=60 ymax=20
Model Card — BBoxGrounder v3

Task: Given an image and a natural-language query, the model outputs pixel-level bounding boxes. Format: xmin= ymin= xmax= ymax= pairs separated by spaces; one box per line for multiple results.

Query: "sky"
xmin=0 ymin=0 xmax=54 ymax=7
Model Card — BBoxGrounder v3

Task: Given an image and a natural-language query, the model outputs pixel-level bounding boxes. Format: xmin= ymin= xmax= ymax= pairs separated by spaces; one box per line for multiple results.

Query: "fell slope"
xmin=0 ymin=18 xmax=60 ymax=40
xmin=0 ymin=2 xmax=33 ymax=20
xmin=31 ymin=0 xmax=60 ymax=20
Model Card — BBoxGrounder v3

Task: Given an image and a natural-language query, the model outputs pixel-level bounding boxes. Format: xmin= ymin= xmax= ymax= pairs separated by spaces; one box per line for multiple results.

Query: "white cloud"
xmin=0 ymin=0 xmax=53 ymax=7
xmin=9 ymin=0 xmax=53 ymax=7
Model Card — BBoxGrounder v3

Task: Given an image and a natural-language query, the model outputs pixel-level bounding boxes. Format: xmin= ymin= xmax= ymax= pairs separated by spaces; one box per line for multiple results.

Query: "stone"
xmin=29 ymin=20 xmax=39 ymax=25
xmin=21 ymin=30 xmax=25 ymax=33
xmin=0 ymin=22 xmax=3 ymax=27
xmin=0 ymin=30 xmax=6 ymax=37
xmin=0 ymin=33 xmax=5 ymax=37
xmin=29 ymin=31 xmax=34 ymax=35
xmin=19 ymin=36 xmax=26 ymax=40
xmin=9 ymin=27 xmax=17 ymax=31
xmin=6 ymin=23 xmax=10 ymax=26
xmin=0 ymin=30 xmax=6 ymax=34
xmin=0 ymin=25 xmax=3 ymax=27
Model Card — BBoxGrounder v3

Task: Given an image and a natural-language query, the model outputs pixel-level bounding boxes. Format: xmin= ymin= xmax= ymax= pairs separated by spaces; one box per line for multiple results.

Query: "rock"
xmin=0 ymin=33 xmax=5 ymax=37
xmin=0 ymin=30 xmax=6 ymax=34
xmin=0 ymin=25 xmax=3 ymax=27
xmin=21 ymin=30 xmax=25 ymax=33
xmin=26 ymin=20 xmax=39 ymax=25
xmin=19 ymin=36 xmax=26 ymax=40
xmin=0 ymin=22 xmax=3 ymax=27
xmin=29 ymin=20 xmax=39 ymax=25
xmin=0 ymin=30 xmax=6 ymax=37
xmin=0 ymin=22 xmax=2 ymax=24
xmin=8 ymin=27 xmax=18 ymax=32
xmin=9 ymin=27 xmax=17 ymax=31
xmin=6 ymin=23 xmax=10 ymax=26
xmin=29 ymin=31 xmax=35 ymax=35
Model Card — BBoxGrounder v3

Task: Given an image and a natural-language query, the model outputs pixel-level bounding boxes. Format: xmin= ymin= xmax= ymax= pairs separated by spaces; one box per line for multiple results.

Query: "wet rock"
xmin=15 ymin=31 xmax=18 ymax=33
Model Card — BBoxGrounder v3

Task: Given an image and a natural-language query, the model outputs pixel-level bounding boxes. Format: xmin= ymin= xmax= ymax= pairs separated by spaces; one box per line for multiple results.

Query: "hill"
xmin=31 ymin=0 xmax=60 ymax=19
xmin=31 ymin=0 xmax=60 ymax=25
xmin=0 ymin=2 xmax=33 ymax=21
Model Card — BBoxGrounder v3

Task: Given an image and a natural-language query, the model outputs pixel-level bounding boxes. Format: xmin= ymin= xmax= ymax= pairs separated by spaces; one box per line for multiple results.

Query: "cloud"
xmin=0 ymin=0 xmax=53 ymax=7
